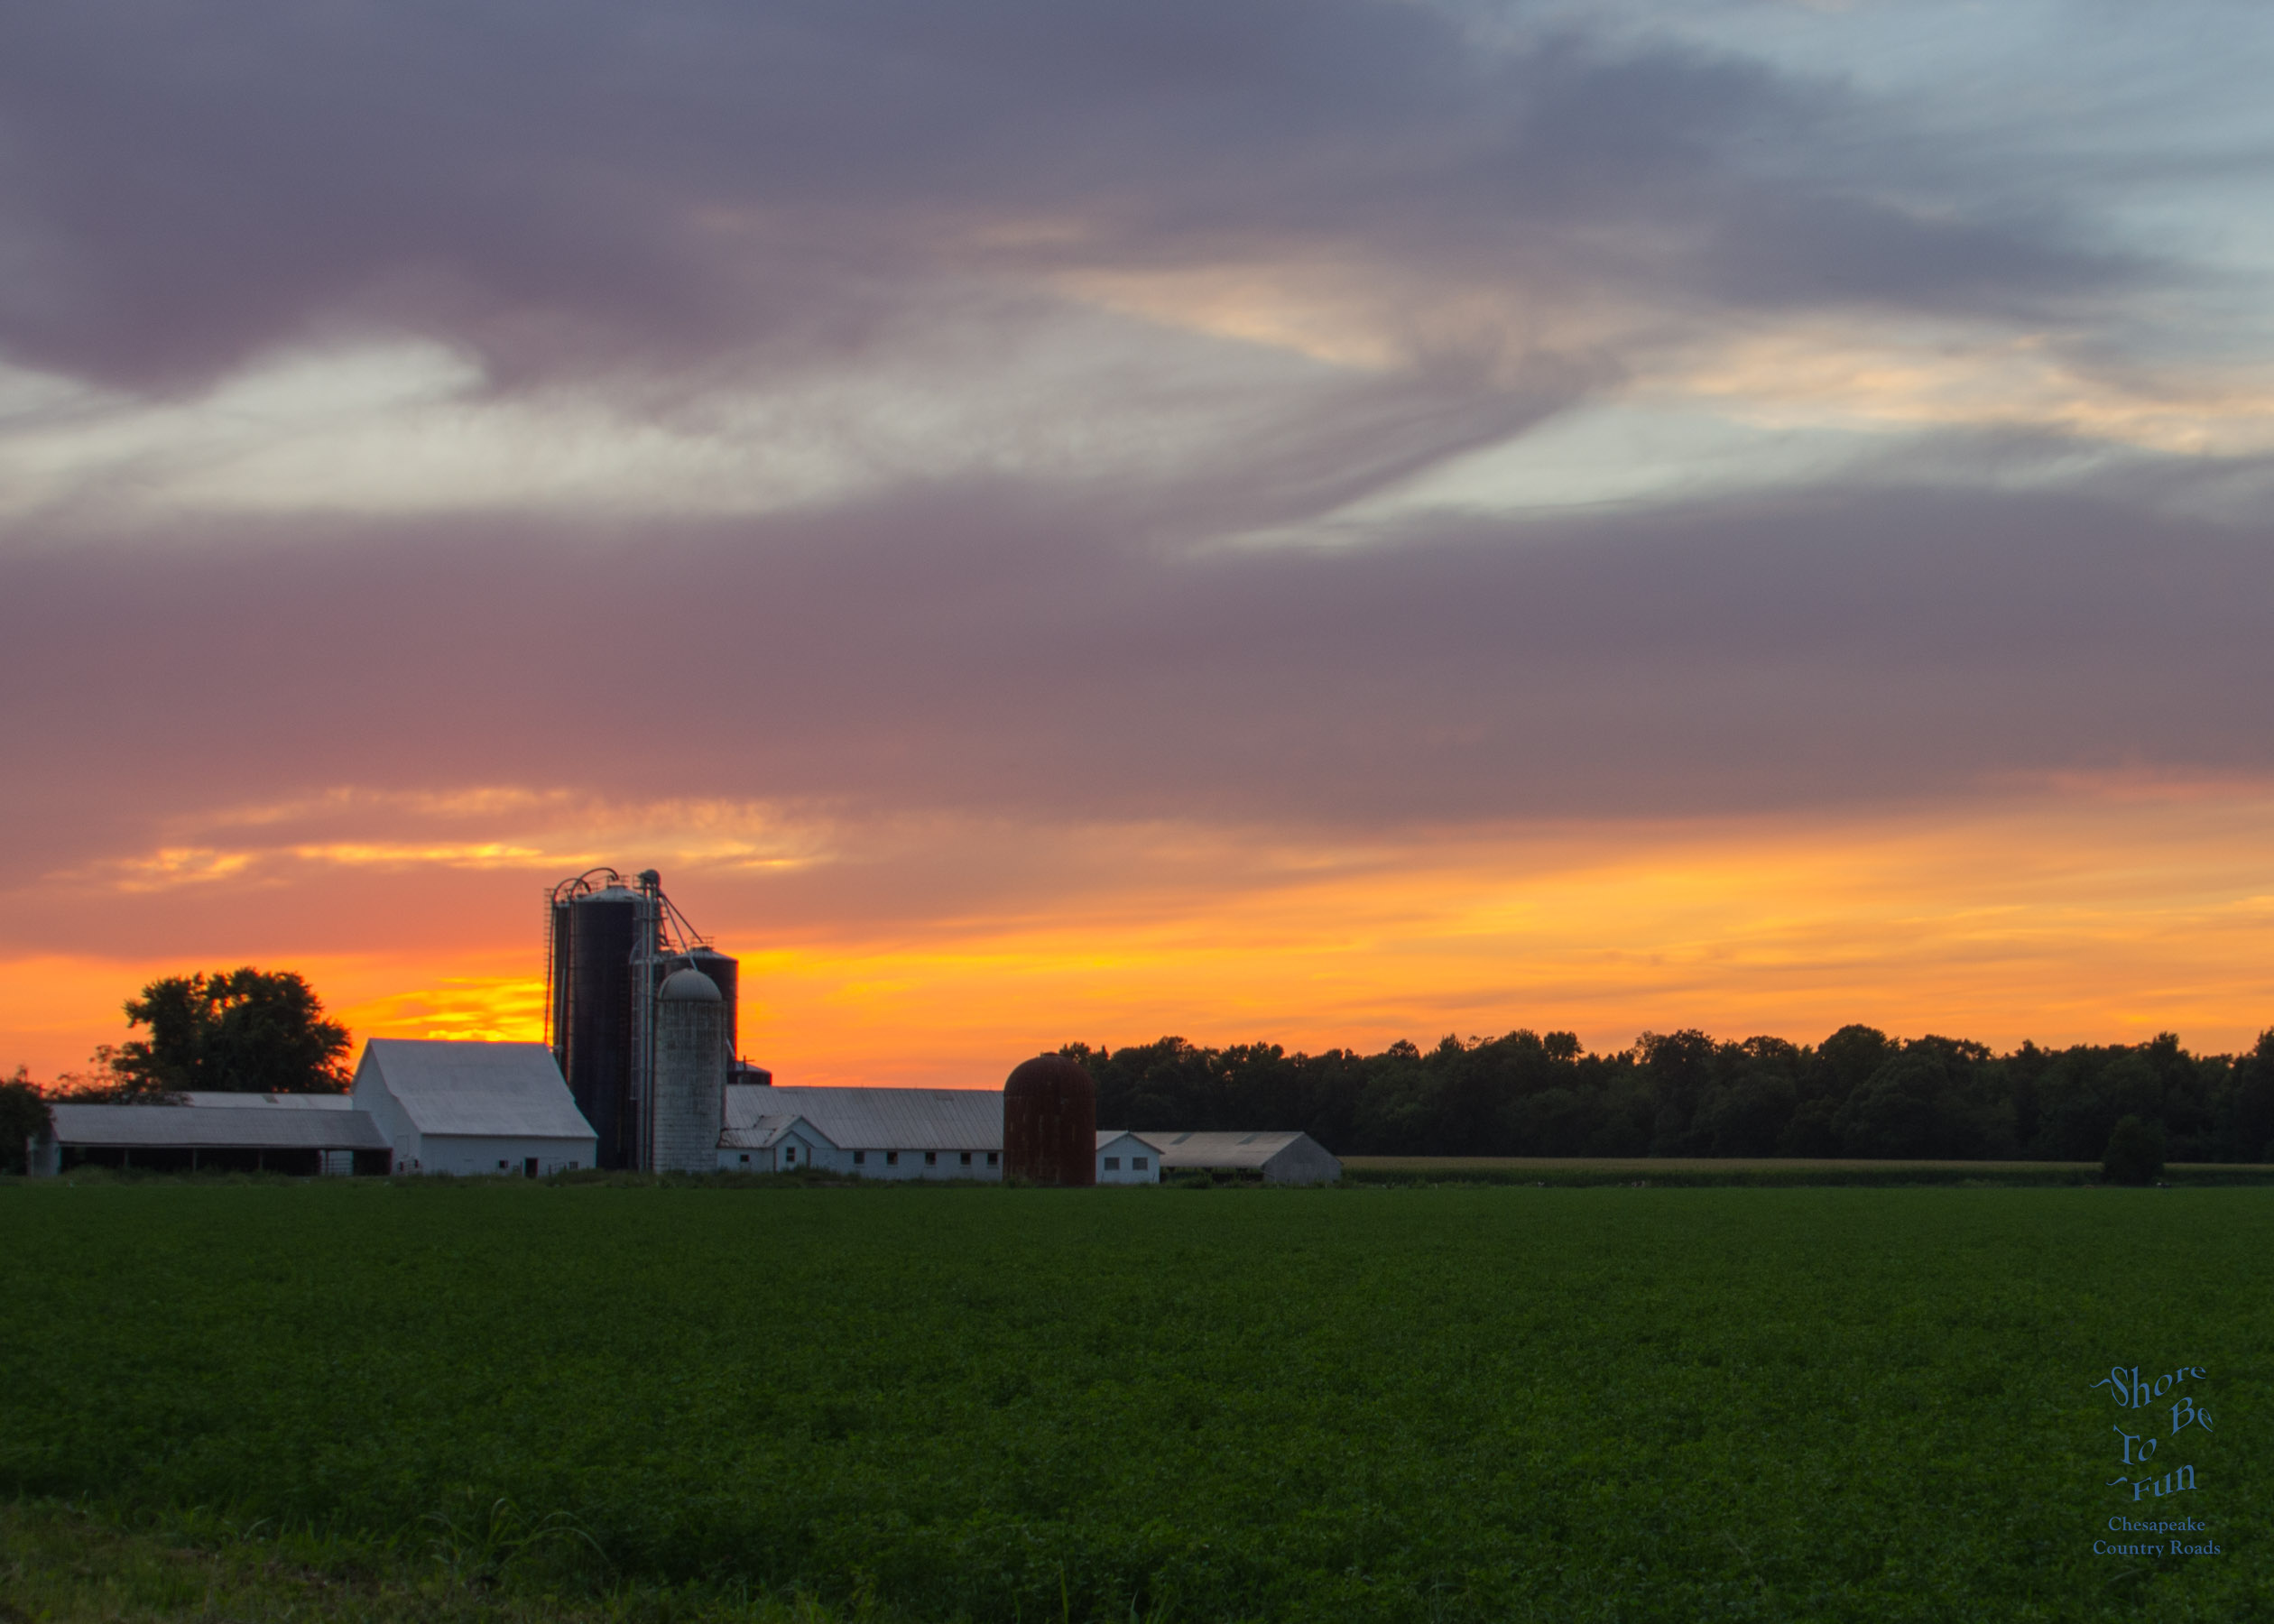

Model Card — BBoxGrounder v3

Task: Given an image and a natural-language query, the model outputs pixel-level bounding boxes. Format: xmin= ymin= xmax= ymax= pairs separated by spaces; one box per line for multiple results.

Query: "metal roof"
xmin=718 ymin=1112 xmax=839 ymax=1151
xmin=357 ymin=1039 xmax=596 ymax=1141
xmin=1131 ymin=1130 xmax=1320 ymax=1168
xmin=1095 ymin=1129 xmax=1152 ymax=1148
xmin=48 ymin=1103 xmax=391 ymax=1151
xmin=724 ymin=1085 xmax=1002 ymax=1151
xmin=180 ymin=1092 xmax=356 ymax=1110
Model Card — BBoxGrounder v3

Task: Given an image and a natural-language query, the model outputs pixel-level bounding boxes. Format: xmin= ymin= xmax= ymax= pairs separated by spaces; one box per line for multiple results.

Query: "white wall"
xmin=393 ymin=1135 xmax=593 ymax=1176
xmin=718 ymin=1126 xmax=837 ymax=1174
xmin=843 ymin=1146 xmax=1001 ymax=1180
xmin=1096 ymin=1134 xmax=1160 ymax=1183
xmin=350 ymin=1060 xmax=414 ymax=1170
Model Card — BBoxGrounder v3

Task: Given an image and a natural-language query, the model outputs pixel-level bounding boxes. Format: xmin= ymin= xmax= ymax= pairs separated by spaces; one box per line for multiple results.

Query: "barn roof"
xmin=47 ymin=1103 xmax=390 ymax=1151
xmin=180 ymin=1092 xmax=356 ymax=1110
xmin=1132 ymin=1130 xmax=1320 ymax=1168
xmin=724 ymin=1085 xmax=1002 ymax=1150
xmin=719 ymin=1112 xmax=838 ymax=1150
xmin=357 ymin=1040 xmax=595 ymax=1141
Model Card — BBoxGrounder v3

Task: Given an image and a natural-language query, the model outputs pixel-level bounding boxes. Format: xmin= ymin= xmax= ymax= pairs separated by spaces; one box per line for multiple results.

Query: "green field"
xmin=2 ymin=1179 xmax=2266 ymax=1621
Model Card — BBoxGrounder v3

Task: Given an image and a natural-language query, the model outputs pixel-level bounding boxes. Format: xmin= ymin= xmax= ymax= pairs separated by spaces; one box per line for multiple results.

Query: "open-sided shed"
xmin=1135 ymin=1130 xmax=1342 ymax=1185
xmin=31 ymin=1101 xmax=393 ymax=1176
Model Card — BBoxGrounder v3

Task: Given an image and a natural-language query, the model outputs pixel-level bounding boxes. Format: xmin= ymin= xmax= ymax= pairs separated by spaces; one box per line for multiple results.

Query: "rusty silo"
xmin=1003 ymin=1055 xmax=1096 ymax=1186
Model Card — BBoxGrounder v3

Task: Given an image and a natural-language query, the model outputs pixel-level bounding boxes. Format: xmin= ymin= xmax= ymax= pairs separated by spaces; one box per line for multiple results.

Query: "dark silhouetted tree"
xmin=1 ymin=1066 xmax=50 ymax=1174
xmin=109 ymin=968 xmax=352 ymax=1096
xmin=2102 ymin=1115 xmax=2165 ymax=1186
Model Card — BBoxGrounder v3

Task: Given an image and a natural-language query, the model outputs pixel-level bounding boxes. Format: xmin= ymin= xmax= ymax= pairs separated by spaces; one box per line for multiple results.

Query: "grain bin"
xmin=1003 ymin=1056 xmax=1096 ymax=1186
xmin=568 ymin=884 xmax=642 ymax=1168
xmin=652 ymin=967 xmax=728 ymax=1174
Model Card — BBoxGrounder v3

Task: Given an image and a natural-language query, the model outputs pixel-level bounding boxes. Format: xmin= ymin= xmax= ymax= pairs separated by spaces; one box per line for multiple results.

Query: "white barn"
xmin=1095 ymin=1130 xmax=1160 ymax=1184
xmin=352 ymin=1039 xmax=596 ymax=1176
xmin=1137 ymin=1130 xmax=1342 ymax=1185
xmin=719 ymin=1085 xmax=1003 ymax=1178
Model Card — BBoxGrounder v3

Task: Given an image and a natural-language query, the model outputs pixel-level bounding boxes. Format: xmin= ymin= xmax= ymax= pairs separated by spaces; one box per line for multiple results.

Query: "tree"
xmin=0 ymin=1066 xmax=51 ymax=1174
xmin=2103 ymin=1115 xmax=2165 ymax=1186
xmin=109 ymin=968 xmax=352 ymax=1095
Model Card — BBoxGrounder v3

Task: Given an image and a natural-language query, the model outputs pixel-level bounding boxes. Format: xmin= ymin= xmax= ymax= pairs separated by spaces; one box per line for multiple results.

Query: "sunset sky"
xmin=5 ymin=1 xmax=2273 ymax=1086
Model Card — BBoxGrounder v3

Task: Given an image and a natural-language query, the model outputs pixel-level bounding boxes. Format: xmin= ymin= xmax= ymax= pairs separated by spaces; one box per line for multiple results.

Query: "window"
xmin=924 ymin=1150 xmax=937 ymax=1166
xmin=853 ymin=1150 xmax=866 ymax=1165
xmin=497 ymin=1160 xmax=507 ymax=1170
xmin=784 ymin=1146 xmax=797 ymax=1164
xmin=886 ymin=1151 xmax=899 ymax=1166
xmin=1132 ymin=1157 xmax=1148 ymax=1171
xmin=1103 ymin=1157 xmax=1120 ymax=1171
xmin=739 ymin=1154 xmax=750 ymax=1165
xmin=959 ymin=1151 xmax=972 ymax=1166
xmin=986 ymin=1151 xmax=998 ymax=1166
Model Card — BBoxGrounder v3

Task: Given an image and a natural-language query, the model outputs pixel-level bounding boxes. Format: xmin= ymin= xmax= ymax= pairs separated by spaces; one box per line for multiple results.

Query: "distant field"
xmin=3 ymin=1180 xmax=2268 ymax=1621
xmin=1340 ymin=1157 xmax=2274 ymax=1186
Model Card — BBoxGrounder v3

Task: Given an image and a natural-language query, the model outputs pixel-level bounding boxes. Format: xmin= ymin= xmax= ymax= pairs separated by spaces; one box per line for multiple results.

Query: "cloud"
xmin=0 ymin=1 xmax=2139 ymax=398
xmin=4 ymin=480 xmax=2269 ymax=883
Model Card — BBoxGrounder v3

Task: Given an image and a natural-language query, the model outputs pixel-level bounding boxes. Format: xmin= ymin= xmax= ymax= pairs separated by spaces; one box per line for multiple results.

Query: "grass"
xmin=2 ymin=1177 xmax=2268 ymax=1621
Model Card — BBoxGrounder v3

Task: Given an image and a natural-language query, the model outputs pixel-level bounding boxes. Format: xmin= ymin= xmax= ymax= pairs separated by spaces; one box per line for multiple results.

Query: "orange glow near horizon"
xmin=7 ymin=782 xmax=2272 ymax=1087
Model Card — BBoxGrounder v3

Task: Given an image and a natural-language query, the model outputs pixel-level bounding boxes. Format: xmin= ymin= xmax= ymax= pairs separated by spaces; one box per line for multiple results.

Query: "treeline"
xmin=1061 ymin=1026 xmax=2274 ymax=1163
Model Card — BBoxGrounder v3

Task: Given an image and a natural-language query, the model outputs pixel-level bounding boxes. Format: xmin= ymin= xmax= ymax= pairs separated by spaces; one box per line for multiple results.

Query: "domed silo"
xmin=670 ymin=946 xmax=740 ymax=1057
xmin=568 ymin=885 xmax=642 ymax=1169
xmin=1003 ymin=1056 xmax=1096 ymax=1186
xmin=652 ymin=967 xmax=728 ymax=1174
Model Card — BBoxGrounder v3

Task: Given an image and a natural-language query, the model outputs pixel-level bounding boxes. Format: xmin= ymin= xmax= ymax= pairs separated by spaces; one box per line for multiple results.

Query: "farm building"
xmin=29 ymin=1098 xmax=393 ymax=1176
xmin=718 ymin=1111 xmax=837 ymax=1174
xmin=1095 ymin=1130 xmax=1160 ymax=1184
xmin=1137 ymin=1130 xmax=1342 ymax=1184
xmin=718 ymin=1085 xmax=1003 ymax=1178
xmin=353 ymin=1038 xmax=596 ymax=1176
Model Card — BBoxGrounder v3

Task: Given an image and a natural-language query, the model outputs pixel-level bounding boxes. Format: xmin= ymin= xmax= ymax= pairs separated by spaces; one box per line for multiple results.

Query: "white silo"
xmin=652 ymin=967 xmax=728 ymax=1173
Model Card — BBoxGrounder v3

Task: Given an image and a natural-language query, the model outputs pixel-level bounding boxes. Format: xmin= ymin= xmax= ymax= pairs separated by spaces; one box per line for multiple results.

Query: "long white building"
xmin=718 ymin=1085 xmax=1004 ymax=1178
xmin=716 ymin=1084 xmax=1339 ymax=1185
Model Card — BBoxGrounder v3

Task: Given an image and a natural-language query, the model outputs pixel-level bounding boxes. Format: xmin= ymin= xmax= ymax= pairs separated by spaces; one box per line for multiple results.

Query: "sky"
xmin=5 ymin=0 xmax=2273 ymax=1086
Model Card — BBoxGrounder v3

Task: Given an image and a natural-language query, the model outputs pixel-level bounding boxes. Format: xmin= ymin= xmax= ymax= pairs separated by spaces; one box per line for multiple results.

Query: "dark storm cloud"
xmin=5 ymin=479 xmax=2269 ymax=876
xmin=0 ymin=0 xmax=2134 ymax=391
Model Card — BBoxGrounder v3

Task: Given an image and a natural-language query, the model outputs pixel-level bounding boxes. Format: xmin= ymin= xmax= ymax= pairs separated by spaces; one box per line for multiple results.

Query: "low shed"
xmin=719 ymin=1112 xmax=838 ymax=1174
xmin=30 ymin=1101 xmax=393 ymax=1176
xmin=1095 ymin=1130 xmax=1160 ymax=1184
xmin=1138 ymin=1130 xmax=1342 ymax=1185
xmin=353 ymin=1039 xmax=596 ymax=1176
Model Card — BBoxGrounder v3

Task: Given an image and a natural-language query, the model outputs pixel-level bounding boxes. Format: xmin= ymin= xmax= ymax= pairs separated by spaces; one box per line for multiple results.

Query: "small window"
xmin=1103 ymin=1157 xmax=1120 ymax=1171
xmin=497 ymin=1160 xmax=507 ymax=1170
xmin=568 ymin=1161 xmax=577 ymax=1170
xmin=739 ymin=1153 xmax=750 ymax=1164
xmin=853 ymin=1150 xmax=866 ymax=1165
xmin=924 ymin=1150 xmax=937 ymax=1166
xmin=959 ymin=1151 xmax=972 ymax=1166
xmin=784 ymin=1146 xmax=797 ymax=1164
xmin=986 ymin=1151 xmax=998 ymax=1166
xmin=886 ymin=1151 xmax=899 ymax=1166
xmin=1132 ymin=1157 xmax=1148 ymax=1171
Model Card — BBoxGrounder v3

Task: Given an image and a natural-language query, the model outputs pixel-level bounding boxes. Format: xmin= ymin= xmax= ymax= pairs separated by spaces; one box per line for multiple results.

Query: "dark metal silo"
xmin=1003 ymin=1056 xmax=1096 ymax=1186
xmin=682 ymin=946 xmax=739 ymax=1057
xmin=569 ymin=886 xmax=641 ymax=1169
xmin=547 ymin=893 xmax=576 ymax=1078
